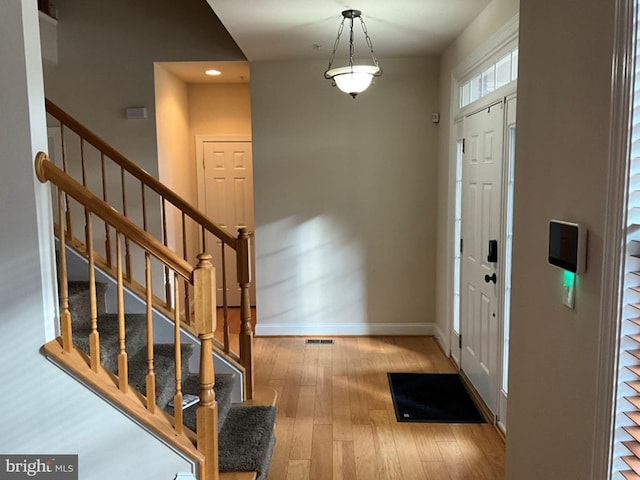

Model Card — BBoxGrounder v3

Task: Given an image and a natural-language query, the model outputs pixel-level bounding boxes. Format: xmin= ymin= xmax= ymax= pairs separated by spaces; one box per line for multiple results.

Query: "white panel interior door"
xmin=201 ymin=141 xmax=255 ymax=306
xmin=460 ymin=103 xmax=504 ymax=414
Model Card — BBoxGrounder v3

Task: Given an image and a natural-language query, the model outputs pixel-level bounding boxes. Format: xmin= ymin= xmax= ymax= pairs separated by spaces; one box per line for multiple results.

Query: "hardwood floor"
xmin=251 ymin=335 xmax=505 ymax=480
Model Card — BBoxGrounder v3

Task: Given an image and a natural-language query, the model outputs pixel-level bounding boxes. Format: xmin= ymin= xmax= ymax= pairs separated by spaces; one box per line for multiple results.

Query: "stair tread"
xmin=71 ymin=313 xmax=149 ymax=372
xmin=173 ymin=373 xmax=236 ymax=432
xmin=59 ymin=270 xmax=271 ymax=477
xmin=218 ymin=405 xmax=277 ymax=478
xmin=128 ymin=343 xmax=194 ymax=409
xmin=66 ymin=281 xmax=108 ymax=319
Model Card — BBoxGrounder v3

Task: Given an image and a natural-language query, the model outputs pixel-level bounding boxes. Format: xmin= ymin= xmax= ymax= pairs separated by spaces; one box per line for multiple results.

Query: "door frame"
xmin=497 ymin=93 xmax=517 ymax=432
xmin=446 ymin=15 xmax=519 ymax=430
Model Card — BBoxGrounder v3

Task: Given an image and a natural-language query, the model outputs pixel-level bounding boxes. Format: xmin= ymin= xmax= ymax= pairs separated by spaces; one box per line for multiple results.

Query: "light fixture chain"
xmin=349 ymin=15 xmax=355 ymax=69
xmin=360 ymin=17 xmax=380 ymax=69
xmin=326 ymin=17 xmax=346 ymax=71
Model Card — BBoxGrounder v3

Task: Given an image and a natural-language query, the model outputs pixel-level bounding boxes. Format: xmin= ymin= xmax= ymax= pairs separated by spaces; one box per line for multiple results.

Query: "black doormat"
xmin=388 ymin=373 xmax=485 ymax=423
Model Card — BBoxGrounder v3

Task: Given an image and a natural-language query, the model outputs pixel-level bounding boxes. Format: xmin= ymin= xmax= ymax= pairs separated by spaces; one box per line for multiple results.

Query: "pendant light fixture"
xmin=324 ymin=9 xmax=382 ymax=99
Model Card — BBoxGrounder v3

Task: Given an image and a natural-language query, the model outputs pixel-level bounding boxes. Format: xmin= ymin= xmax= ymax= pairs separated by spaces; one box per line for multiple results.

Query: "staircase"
xmin=36 ymin=99 xmax=275 ymax=480
xmin=66 ymin=281 xmax=276 ymax=479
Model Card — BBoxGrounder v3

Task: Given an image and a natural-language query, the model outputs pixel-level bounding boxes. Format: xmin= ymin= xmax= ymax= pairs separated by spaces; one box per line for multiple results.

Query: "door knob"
xmin=484 ymin=273 xmax=497 ymax=284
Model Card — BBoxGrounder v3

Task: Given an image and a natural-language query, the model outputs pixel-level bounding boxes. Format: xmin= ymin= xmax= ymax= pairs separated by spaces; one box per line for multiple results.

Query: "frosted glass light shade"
xmin=326 ymin=65 xmax=380 ymax=97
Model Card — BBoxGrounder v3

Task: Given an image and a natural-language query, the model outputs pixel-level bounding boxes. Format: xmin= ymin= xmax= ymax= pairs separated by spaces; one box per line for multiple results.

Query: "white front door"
xmin=460 ymin=102 xmax=504 ymax=415
xmin=199 ymin=140 xmax=255 ymax=306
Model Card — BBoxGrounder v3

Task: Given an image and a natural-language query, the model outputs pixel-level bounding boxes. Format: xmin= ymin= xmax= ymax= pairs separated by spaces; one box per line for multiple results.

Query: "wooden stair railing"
xmin=45 ymin=99 xmax=254 ymax=399
xmin=37 ymin=152 xmax=219 ymax=479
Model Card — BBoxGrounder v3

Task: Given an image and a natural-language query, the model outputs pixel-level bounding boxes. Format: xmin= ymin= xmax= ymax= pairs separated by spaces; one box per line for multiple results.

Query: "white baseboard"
xmin=431 ymin=323 xmax=448 ymax=354
xmin=255 ymin=322 xmax=439 ymax=336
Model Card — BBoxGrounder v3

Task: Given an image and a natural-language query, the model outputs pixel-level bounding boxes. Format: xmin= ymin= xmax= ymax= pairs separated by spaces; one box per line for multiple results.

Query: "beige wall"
xmin=154 ymin=77 xmax=252 ymax=261
xmin=188 ymin=83 xmax=252 ymax=207
xmin=505 ymin=0 xmax=615 ymax=477
xmin=154 ymin=64 xmax=191 ymax=253
xmin=189 ymin=83 xmax=252 ymax=138
xmin=42 ymin=0 xmax=244 ymax=290
xmin=435 ymin=0 xmax=520 ymax=351
xmin=43 ymin=0 xmax=243 ymax=173
xmin=155 ymin=80 xmax=252 ymax=209
xmin=250 ymin=57 xmax=440 ymax=334
xmin=155 ymin=65 xmax=190 ymax=196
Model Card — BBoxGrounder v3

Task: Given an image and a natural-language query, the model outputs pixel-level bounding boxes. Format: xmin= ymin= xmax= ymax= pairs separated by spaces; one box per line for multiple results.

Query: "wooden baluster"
xmin=60 ymin=126 xmax=73 ymax=240
xmin=80 ymin=138 xmax=87 ymax=187
xmin=182 ymin=213 xmax=191 ymax=324
xmin=120 ymin=168 xmax=127 ymax=216
xmin=221 ymin=243 xmax=230 ymax=354
xmin=141 ymin=183 xmax=148 ymax=232
xmin=86 ymin=211 xmax=100 ymax=373
xmin=237 ymin=228 xmax=254 ymax=400
xmin=121 ymin=168 xmax=132 ymax=280
xmin=101 ymin=153 xmax=112 ymax=267
xmin=173 ymin=275 xmax=183 ymax=434
xmin=161 ymin=200 xmax=172 ymax=308
xmin=57 ymin=189 xmax=73 ymax=352
xmin=145 ymin=252 xmax=156 ymax=413
xmin=194 ymin=253 xmax=218 ymax=480
xmin=181 ymin=212 xmax=188 ymax=262
xmin=116 ymin=232 xmax=128 ymax=393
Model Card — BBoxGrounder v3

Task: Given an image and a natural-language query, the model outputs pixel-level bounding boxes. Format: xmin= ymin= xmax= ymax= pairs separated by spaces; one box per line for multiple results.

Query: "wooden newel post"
xmin=194 ymin=253 xmax=219 ymax=480
xmin=193 ymin=253 xmax=218 ymax=480
xmin=237 ymin=228 xmax=254 ymax=400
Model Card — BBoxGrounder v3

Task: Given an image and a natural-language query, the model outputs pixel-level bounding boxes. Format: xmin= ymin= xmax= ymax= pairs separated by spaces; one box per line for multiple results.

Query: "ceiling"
xmin=157 ymin=61 xmax=250 ymax=84
xmin=162 ymin=0 xmax=491 ymax=85
xmin=205 ymin=0 xmax=492 ymax=62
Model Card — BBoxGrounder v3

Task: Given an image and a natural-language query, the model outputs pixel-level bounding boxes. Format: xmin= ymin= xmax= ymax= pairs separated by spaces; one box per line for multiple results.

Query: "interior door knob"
xmin=484 ymin=273 xmax=497 ymax=284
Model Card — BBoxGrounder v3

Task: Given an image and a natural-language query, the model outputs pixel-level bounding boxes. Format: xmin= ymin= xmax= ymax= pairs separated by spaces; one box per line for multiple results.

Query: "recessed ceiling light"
xmin=205 ymin=69 xmax=222 ymax=76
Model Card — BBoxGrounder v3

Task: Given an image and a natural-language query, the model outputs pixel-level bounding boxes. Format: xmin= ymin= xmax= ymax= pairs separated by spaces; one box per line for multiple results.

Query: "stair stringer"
xmin=42 ymin=338 xmax=204 ymax=478
xmin=60 ymin=241 xmax=244 ymax=402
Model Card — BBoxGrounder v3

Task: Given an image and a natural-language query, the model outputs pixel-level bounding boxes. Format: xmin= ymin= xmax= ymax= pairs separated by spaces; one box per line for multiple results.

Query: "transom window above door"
xmin=459 ymin=47 xmax=519 ymax=108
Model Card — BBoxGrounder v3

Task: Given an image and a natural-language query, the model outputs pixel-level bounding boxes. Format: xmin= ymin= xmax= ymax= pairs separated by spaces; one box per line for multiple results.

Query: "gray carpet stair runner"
xmin=66 ymin=281 xmax=276 ymax=480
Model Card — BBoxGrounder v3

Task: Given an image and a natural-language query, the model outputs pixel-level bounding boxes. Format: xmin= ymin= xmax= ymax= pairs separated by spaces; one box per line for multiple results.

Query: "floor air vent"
xmin=305 ymin=339 xmax=335 ymax=344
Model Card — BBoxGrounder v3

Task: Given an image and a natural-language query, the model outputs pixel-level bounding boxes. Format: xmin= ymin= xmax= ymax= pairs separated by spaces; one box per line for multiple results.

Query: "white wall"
xmin=505 ymin=0 xmax=614 ymax=478
xmin=435 ymin=0 xmax=520 ymax=352
xmin=251 ymin=57 xmax=439 ymax=335
xmin=0 ymin=2 xmax=194 ymax=478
